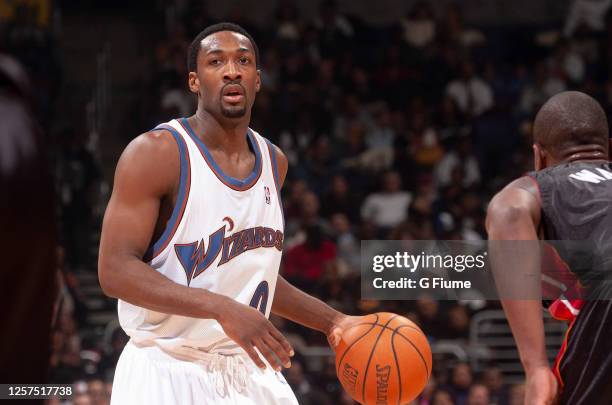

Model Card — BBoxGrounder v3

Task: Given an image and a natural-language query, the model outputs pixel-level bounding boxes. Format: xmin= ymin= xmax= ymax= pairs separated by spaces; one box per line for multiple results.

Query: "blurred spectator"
xmin=458 ymin=192 xmax=486 ymax=240
xmin=0 ymin=1 xmax=52 ymax=28
xmin=331 ymin=213 xmax=360 ymax=276
xmin=564 ymin=0 xmax=612 ymax=37
xmin=87 ymin=378 xmax=110 ymax=405
xmin=400 ymin=1 xmax=436 ymax=49
xmin=447 ymin=362 xmax=473 ymax=405
xmin=361 ymin=171 xmax=412 ymax=231
xmin=437 ymin=96 xmax=469 ymax=142
xmin=435 ymin=137 xmax=480 ymax=189
xmin=466 ymin=383 xmax=489 ymax=405
xmin=182 ymin=0 xmax=214 ymax=38
xmin=283 ymin=224 xmax=337 ymax=287
xmin=365 ymin=104 xmax=395 ymax=157
xmin=286 ymin=190 xmax=332 ymax=245
xmin=49 ymin=326 xmax=82 ymax=383
xmin=430 ymin=387 xmax=456 ymax=405
xmin=57 ymin=245 xmax=89 ymax=327
xmin=321 ymin=175 xmax=361 ymax=221
xmin=275 ymin=1 xmax=302 ymax=43
xmin=285 ymin=359 xmax=332 ymax=405
xmin=444 ymin=304 xmax=470 ymax=341
xmin=284 ymin=179 xmax=309 ymax=219
xmin=56 ymin=127 xmax=101 ymax=270
xmin=303 ymin=136 xmax=336 ymax=193
xmin=550 ymin=39 xmax=586 ymax=83
xmin=417 ymin=376 xmax=437 ymax=404
xmin=482 ymin=366 xmax=506 ymax=405
xmin=333 ymin=94 xmax=374 ymax=142
xmin=415 ymin=296 xmax=447 ymax=339
xmin=445 ymin=61 xmax=494 ymax=118
xmin=519 ymin=62 xmax=566 ymax=114
xmin=313 ymin=0 xmax=354 ymax=57
xmin=98 ymin=327 xmax=129 ymax=382
xmin=339 ymin=390 xmax=358 ymax=405
xmin=407 ymin=110 xmax=444 ymax=168
xmin=508 ymin=383 xmax=525 ymax=405
xmin=73 ymin=392 xmax=93 ymax=405
xmin=439 ymin=3 xmax=485 ymax=49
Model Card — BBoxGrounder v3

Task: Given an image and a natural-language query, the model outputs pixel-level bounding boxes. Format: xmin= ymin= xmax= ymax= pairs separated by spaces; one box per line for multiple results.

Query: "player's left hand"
xmin=326 ymin=314 xmax=368 ymax=352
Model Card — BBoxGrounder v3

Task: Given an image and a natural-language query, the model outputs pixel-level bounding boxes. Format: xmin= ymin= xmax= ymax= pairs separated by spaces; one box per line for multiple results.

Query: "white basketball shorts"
xmin=111 ymin=341 xmax=299 ymax=405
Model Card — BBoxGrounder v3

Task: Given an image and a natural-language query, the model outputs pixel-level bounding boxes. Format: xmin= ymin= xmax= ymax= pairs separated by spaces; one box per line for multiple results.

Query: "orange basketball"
xmin=335 ymin=312 xmax=432 ymax=405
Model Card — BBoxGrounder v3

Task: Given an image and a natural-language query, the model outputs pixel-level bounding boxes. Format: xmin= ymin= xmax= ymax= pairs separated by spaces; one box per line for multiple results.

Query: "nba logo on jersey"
xmin=265 ymin=186 xmax=271 ymax=205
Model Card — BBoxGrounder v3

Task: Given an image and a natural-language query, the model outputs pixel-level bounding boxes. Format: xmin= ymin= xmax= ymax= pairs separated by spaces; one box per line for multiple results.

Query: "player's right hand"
xmin=524 ymin=365 xmax=558 ymax=405
xmin=217 ymin=300 xmax=294 ymax=371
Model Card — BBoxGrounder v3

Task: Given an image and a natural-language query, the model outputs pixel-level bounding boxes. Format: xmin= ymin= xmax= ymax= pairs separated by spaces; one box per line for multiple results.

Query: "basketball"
xmin=335 ymin=312 xmax=432 ymax=405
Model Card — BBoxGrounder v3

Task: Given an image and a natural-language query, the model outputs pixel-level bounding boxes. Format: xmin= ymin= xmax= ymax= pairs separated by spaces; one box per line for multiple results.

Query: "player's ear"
xmin=188 ymin=72 xmax=200 ymax=95
xmin=255 ymin=69 xmax=261 ymax=93
xmin=533 ymin=143 xmax=545 ymax=171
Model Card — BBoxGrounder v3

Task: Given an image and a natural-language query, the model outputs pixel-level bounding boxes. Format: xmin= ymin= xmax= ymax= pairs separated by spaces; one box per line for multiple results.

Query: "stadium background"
xmin=4 ymin=0 xmax=610 ymax=403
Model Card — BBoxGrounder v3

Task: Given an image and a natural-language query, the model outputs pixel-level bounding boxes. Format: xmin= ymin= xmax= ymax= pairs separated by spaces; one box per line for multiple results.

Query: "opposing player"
xmin=486 ymin=91 xmax=612 ymax=405
xmin=98 ymin=23 xmax=358 ymax=404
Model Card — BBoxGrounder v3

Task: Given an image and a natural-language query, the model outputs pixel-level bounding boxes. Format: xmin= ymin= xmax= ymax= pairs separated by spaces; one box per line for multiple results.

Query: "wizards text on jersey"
xmin=174 ymin=223 xmax=284 ymax=285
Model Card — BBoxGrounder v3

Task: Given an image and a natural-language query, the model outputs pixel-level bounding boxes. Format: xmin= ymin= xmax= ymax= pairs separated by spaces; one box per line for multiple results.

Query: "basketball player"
xmin=486 ymin=91 xmax=612 ymax=405
xmin=98 ymin=23 xmax=359 ymax=404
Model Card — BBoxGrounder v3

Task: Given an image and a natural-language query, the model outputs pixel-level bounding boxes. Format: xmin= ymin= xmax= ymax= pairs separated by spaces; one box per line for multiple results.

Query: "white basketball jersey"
xmin=118 ymin=118 xmax=284 ymax=358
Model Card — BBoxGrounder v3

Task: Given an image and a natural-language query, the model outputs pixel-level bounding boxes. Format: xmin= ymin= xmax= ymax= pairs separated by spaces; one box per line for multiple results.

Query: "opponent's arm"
xmin=99 ymin=131 xmax=292 ymax=370
xmin=486 ymin=177 xmax=557 ymax=405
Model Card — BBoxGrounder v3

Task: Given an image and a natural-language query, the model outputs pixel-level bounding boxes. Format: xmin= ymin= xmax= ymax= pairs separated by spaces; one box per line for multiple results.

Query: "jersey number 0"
xmin=249 ymin=280 xmax=269 ymax=315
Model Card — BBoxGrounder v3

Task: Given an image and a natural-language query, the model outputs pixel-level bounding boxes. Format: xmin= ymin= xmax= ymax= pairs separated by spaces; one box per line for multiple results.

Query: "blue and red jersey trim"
xmin=178 ymin=117 xmax=262 ymax=191
xmin=264 ymin=138 xmax=285 ymax=227
xmin=143 ymin=124 xmax=191 ymax=262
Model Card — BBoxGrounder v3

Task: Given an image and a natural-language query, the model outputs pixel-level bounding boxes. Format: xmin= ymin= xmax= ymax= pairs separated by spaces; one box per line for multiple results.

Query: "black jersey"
xmin=529 ymin=161 xmax=612 ymax=293
xmin=529 ymin=161 xmax=612 ymax=242
xmin=530 ymin=161 xmax=612 ymax=405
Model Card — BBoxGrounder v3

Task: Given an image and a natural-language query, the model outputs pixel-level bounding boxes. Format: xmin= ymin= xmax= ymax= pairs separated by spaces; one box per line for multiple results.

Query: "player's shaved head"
xmin=533 ymin=91 xmax=609 ymax=159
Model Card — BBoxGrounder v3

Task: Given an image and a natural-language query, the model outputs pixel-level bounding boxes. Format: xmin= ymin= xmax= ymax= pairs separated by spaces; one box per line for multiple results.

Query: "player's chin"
xmin=220 ymin=105 xmax=247 ymax=119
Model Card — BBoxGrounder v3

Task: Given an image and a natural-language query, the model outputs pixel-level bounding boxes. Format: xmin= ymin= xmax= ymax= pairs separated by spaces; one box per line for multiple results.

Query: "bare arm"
xmin=486 ymin=177 xmax=557 ymax=404
xmin=98 ymin=131 xmax=293 ymax=370
xmin=98 ymin=130 xmax=229 ymax=317
xmin=269 ymin=145 xmax=356 ymax=345
xmin=486 ymin=178 xmax=547 ymax=370
xmin=272 ymin=275 xmax=344 ymax=333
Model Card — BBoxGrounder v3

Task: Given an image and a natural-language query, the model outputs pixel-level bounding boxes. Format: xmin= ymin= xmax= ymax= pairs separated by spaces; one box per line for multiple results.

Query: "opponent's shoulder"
xmin=503 ymin=176 xmax=540 ymax=200
xmin=487 ymin=176 xmax=541 ymax=225
xmin=114 ymin=129 xmax=179 ymax=194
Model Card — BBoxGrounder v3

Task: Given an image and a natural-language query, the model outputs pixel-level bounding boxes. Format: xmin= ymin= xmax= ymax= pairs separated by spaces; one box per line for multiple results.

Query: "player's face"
xmin=189 ymin=31 xmax=260 ymax=120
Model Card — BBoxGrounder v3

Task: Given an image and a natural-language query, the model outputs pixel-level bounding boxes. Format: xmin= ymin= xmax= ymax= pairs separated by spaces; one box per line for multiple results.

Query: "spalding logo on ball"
xmin=335 ymin=312 xmax=432 ymax=405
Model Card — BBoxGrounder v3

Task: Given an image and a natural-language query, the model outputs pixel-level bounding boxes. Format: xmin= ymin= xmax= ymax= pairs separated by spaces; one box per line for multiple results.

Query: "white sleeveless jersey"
xmin=118 ymin=118 xmax=284 ymax=357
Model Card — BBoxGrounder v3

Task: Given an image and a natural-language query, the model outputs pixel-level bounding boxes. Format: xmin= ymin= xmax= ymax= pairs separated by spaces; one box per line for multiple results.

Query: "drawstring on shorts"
xmin=197 ymin=353 xmax=249 ymax=397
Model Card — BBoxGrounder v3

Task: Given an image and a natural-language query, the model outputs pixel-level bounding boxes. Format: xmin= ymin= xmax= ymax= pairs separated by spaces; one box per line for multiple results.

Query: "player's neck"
xmin=190 ymin=109 xmax=251 ymax=153
xmin=561 ymin=145 xmax=608 ymax=164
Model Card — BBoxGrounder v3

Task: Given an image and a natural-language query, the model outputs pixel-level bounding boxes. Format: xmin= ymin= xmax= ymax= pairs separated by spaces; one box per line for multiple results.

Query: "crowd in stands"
xmin=10 ymin=0 xmax=612 ymax=403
